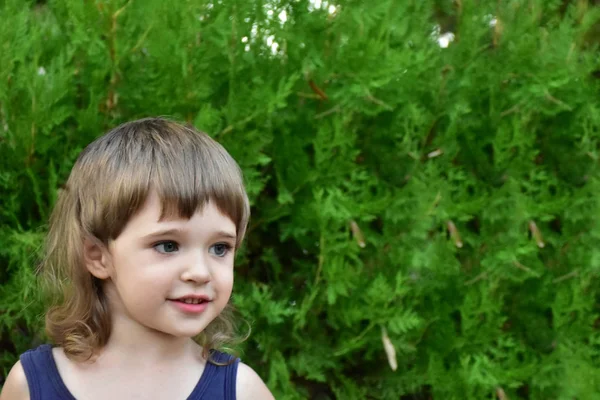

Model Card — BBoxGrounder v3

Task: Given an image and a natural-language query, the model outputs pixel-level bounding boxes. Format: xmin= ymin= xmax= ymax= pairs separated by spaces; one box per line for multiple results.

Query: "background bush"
xmin=2 ymin=0 xmax=600 ymax=398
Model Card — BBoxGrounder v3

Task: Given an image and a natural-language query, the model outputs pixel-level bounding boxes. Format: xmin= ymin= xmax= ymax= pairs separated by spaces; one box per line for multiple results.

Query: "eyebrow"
xmin=213 ymin=230 xmax=237 ymax=240
xmin=141 ymin=228 xmax=237 ymax=241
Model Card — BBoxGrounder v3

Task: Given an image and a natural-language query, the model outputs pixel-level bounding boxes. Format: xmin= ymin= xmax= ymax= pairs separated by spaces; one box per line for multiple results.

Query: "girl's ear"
xmin=83 ymin=237 xmax=111 ymax=279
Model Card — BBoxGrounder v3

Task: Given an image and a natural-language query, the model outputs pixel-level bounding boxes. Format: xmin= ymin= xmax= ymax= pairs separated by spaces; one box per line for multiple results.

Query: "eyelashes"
xmin=154 ymin=241 xmax=179 ymax=254
xmin=152 ymin=241 xmax=233 ymax=257
xmin=209 ymin=243 xmax=232 ymax=257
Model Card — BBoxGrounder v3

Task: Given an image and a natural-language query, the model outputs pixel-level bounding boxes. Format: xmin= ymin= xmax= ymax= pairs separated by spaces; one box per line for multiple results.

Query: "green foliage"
xmin=2 ymin=0 xmax=600 ymax=398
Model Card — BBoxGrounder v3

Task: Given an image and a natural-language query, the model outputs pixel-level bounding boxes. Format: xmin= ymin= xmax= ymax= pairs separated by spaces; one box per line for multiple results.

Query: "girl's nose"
xmin=180 ymin=252 xmax=211 ymax=283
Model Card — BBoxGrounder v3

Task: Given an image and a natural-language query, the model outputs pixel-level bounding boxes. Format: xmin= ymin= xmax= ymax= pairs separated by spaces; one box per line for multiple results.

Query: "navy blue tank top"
xmin=20 ymin=345 xmax=239 ymax=400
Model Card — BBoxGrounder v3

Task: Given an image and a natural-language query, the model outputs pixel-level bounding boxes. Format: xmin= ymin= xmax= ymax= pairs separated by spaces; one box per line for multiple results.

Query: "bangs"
xmin=74 ymin=118 xmax=250 ymax=247
xmin=153 ymin=139 xmax=248 ymax=230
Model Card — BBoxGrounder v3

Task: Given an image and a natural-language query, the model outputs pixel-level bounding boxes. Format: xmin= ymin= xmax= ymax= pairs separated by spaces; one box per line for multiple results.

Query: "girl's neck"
xmin=98 ymin=309 xmax=202 ymax=365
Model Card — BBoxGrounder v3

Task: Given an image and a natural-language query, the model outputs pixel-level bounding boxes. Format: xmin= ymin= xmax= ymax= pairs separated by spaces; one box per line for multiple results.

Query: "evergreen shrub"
xmin=1 ymin=0 xmax=600 ymax=398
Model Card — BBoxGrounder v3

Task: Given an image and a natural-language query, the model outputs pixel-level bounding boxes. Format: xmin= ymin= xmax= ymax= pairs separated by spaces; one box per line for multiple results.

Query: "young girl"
xmin=0 ymin=118 xmax=274 ymax=400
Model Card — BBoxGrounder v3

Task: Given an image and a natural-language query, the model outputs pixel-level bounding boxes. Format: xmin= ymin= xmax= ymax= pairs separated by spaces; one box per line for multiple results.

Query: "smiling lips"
xmin=169 ymin=295 xmax=211 ymax=313
xmin=179 ymin=298 xmax=205 ymax=304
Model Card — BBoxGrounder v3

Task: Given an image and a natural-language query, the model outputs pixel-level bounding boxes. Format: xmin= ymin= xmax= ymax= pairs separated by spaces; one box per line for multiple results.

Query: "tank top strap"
xmin=187 ymin=350 xmax=239 ymax=400
xmin=19 ymin=344 xmax=76 ymax=400
xmin=218 ymin=351 xmax=239 ymax=400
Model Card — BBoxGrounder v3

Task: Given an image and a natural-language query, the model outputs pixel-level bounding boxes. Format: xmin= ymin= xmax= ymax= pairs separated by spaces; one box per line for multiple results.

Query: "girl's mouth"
xmin=169 ymin=298 xmax=210 ymax=313
xmin=177 ymin=298 xmax=205 ymax=304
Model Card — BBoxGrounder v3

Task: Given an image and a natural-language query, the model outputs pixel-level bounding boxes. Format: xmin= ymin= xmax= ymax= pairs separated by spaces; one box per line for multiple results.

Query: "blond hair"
xmin=41 ymin=117 xmax=250 ymax=362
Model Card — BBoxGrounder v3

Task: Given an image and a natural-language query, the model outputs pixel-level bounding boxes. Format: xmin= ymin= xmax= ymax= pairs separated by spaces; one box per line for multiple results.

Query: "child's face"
xmin=101 ymin=191 xmax=237 ymax=339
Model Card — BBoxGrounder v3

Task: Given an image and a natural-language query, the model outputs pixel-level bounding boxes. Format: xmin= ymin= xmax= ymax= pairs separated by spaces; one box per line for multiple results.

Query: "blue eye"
xmin=210 ymin=243 xmax=232 ymax=257
xmin=154 ymin=241 xmax=179 ymax=254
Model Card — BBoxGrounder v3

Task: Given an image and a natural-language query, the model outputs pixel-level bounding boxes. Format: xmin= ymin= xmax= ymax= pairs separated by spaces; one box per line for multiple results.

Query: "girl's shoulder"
xmin=1 ymin=344 xmax=56 ymax=400
xmin=214 ymin=350 xmax=274 ymax=400
xmin=12 ymin=344 xmax=72 ymax=400
xmin=191 ymin=349 xmax=274 ymax=400
xmin=234 ymin=362 xmax=274 ymax=400
xmin=1 ymin=359 xmax=30 ymax=400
